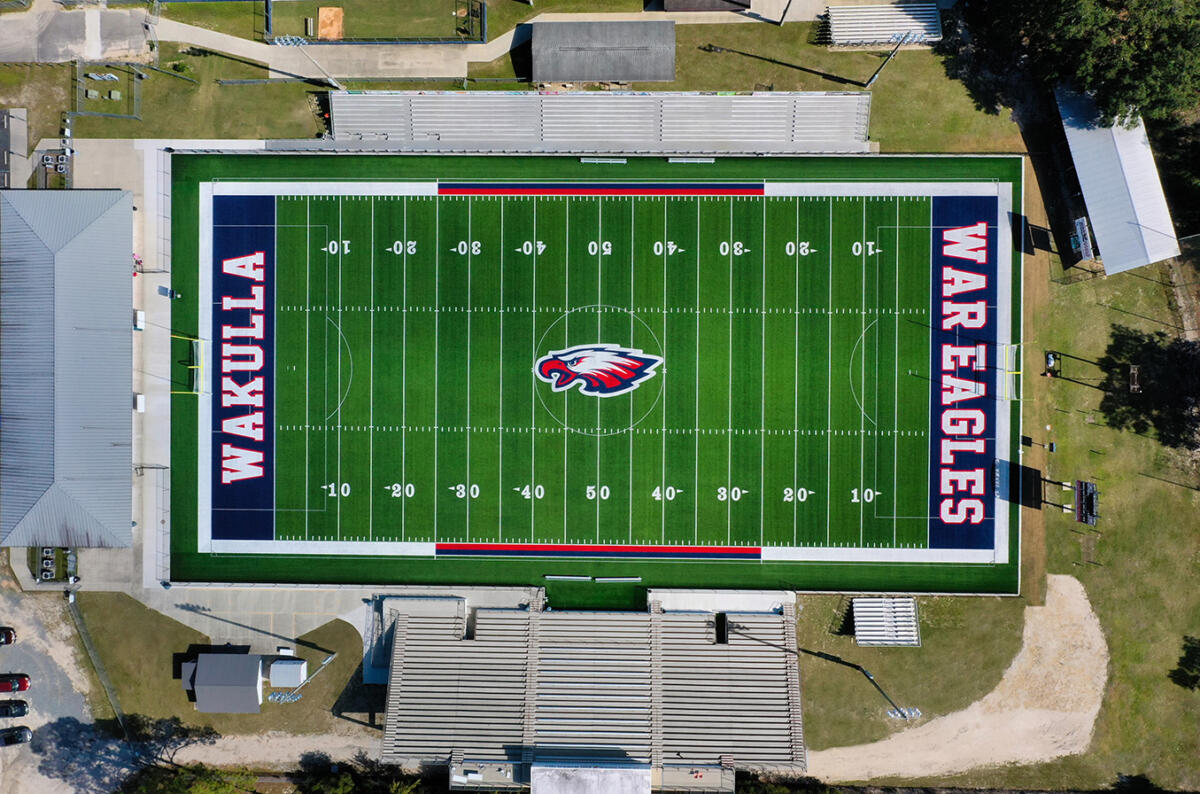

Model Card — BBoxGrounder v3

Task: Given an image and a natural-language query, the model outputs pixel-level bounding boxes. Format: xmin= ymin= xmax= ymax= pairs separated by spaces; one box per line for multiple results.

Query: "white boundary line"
xmin=213 ymin=182 xmax=438 ymax=196
xmin=196 ymin=181 xmax=1017 ymax=566
xmin=196 ymin=184 xmax=213 ymax=552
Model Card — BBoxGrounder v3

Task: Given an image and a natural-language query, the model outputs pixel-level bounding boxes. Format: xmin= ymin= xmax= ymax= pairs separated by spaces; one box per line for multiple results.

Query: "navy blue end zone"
xmin=929 ymin=195 xmax=999 ymax=549
xmin=211 ymin=195 xmax=275 ymax=541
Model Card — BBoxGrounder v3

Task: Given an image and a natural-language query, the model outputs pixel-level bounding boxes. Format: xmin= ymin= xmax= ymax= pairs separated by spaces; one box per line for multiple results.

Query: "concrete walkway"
xmin=0 ymin=0 xmax=146 ymax=63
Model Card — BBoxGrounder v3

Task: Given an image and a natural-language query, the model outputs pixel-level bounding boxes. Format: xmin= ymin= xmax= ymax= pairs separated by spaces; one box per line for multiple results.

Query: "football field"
xmin=172 ymin=155 xmax=1023 ymax=595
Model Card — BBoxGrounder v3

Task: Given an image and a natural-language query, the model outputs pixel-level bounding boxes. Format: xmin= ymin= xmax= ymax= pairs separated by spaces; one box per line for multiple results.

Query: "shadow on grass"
xmin=698 ymin=43 xmax=864 ymax=87
xmin=1097 ymin=325 xmax=1200 ymax=449
xmin=332 ymin=658 xmax=387 ymax=730
xmin=1168 ymin=635 xmax=1200 ymax=690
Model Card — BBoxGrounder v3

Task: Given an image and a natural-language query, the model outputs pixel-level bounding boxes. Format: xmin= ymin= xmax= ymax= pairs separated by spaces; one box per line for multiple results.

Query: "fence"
xmin=264 ymin=0 xmax=485 ymax=44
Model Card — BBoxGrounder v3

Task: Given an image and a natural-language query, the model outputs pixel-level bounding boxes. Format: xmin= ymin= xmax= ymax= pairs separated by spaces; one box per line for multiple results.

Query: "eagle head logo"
xmin=535 ymin=344 xmax=663 ymax=397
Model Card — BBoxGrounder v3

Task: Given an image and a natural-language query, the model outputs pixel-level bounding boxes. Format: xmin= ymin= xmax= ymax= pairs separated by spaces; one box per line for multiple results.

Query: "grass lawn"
xmin=0 ymin=63 xmax=72 ymax=159
xmin=76 ymin=593 xmax=371 ymax=736
xmin=271 ymin=0 xmax=463 ymax=40
xmin=863 ymin=256 xmax=1200 ymax=790
xmin=484 ymin=0 xmax=642 ymax=40
xmin=472 ymin=22 xmax=1025 ymax=154
xmin=796 ymin=594 xmax=1026 ymax=750
xmin=159 ymin=1 xmax=261 ymax=40
xmin=71 ymin=44 xmax=320 ymax=139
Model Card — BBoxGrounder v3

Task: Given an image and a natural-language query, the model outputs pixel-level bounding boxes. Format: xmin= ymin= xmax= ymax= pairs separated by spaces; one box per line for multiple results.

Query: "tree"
xmin=966 ymin=0 xmax=1200 ymax=122
xmin=120 ymin=763 xmax=255 ymax=794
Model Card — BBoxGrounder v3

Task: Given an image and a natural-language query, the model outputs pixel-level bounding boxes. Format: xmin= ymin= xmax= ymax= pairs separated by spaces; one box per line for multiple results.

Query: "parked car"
xmin=0 ymin=726 xmax=31 ymax=746
xmin=0 ymin=628 xmax=14 ymax=646
xmin=0 ymin=701 xmax=28 ymax=719
xmin=0 ymin=675 xmax=29 ymax=693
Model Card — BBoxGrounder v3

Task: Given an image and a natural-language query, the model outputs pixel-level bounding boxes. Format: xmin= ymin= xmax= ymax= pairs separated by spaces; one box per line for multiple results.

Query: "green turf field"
xmin=170 ymin=154 xmax=1024 ymax=600
xmin=270 ymin=193 xmax=934 ymax=548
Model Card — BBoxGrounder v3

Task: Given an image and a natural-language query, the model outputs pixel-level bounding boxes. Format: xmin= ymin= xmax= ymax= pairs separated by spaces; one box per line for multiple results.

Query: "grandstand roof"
xmin=827 ymin=3 xmax=943 ymax=46
xmin=327 ymin=90 xmax=872 ymax=154
xmin=1055 ymin=87 xmax=1180 ymax=274
xmin=531 ymin=21 xmax=675 ymax=83
xmin=0 ymin=190 xmax=133 ymax=548
xmin=381 ymin=599 xmax=805 ymax=786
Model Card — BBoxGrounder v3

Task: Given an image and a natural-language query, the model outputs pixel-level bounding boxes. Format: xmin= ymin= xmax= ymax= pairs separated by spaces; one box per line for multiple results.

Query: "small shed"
xmin=182 ymin=653 xmax=264 ymax=713
xmin=531 ymin=21 xmax=676 ymax=83
xmin=269 ymin=657 xmax=308 ymax=688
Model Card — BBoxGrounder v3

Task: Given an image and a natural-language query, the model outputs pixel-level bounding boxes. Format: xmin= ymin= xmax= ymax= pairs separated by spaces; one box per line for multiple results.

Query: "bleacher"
xmin=827 ymin=3 xmax=942 ymax=47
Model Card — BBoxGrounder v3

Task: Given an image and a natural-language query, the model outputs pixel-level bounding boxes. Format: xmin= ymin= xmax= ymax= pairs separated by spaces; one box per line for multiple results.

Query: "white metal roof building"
xmin=1055 ymin=87 xmax=1181 ymax=274
xmin=327 ymin=91 xmax=872 ymax=154
xmin=380 ymin=594 xmax=805 ymax=791
xmin=0 ymin=190 xmax=133 ymax=548
xmin=827 ymin=4 xmax=943 ymax=46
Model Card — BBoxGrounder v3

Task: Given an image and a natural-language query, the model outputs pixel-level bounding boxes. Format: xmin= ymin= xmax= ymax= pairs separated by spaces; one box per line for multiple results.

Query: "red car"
xmin=0 ymin=676 xmax=29 ymax=693
xmin=0 ymin=628 xmax=14 ymax=646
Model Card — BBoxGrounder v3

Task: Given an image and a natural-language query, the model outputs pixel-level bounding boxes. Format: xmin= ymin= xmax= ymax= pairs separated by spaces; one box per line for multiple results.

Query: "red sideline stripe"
xmin=438 ymin=188 xmax=764 ymax=197
xmin=437 ymin=542 xmax=760 ymax=554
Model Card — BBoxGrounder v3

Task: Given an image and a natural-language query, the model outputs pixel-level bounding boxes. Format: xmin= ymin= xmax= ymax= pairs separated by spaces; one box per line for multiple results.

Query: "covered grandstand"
xmin=379 ymin=592 xmax=805 ymax=791
xmin=326 ymin=90 xmax=872 ymax=154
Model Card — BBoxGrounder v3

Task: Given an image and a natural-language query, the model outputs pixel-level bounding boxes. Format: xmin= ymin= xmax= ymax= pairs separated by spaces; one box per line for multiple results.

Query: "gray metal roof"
xmin=381 ymin=601 xmax=805 ymax=779
xmin=328 ymin=91 xmax=872 ymax=154
xmin=531 ymin=21 xmax=675 ymax=83
xmin=0 ymin=190 xmax=133 ymax=548
xmin=1055 ymin=87 xmax=1181 ymax=274
xmin=827 ymin=4 xmax=943 ymax=46
xmin=193 ymin=653 xmax=263 ymax=714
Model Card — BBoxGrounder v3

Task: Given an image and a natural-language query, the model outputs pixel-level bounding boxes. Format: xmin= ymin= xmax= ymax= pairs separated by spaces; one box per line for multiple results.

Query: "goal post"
xmin=170 ymin=333 xmax=207 ymax=395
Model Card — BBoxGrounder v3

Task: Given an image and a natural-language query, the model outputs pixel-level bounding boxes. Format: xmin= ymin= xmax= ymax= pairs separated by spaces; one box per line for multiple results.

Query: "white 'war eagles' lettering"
xmin=938 ymin=223 xmax=990 ymax=525
xmin=219 ymin=251 xmax=267 ymax=484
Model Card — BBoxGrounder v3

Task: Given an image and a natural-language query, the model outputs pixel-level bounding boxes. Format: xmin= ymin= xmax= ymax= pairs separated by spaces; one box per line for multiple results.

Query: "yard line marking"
xmin=826 ymin=198 xmax=832 ymax=546
xmin=531 ymin=199 xmax=537 ymax=541
xmin=893 ymin=199 xmax=900 ymax=545
xmin=401 ymin=197 xmax=408 ymax=541
xmin=369 ymin=197 xmax=375 ymax=541
xmin=597 ymin=198 xmax=603 ymax=543
xmin=629 ymin=198 xmax=635 ymax=544
xmin=498 ymin=198 xmax=505 ymax=540
xmin=305 ymin=197 xmax=310 ymax=541
xmin=563 ymin=197 xmax=570 ymax=543
xmin=727 ymin=198 xmax=733 ymax=544
xmin=434 ymin=194 xmax=440 ymax=541
xmin=793 ymin=198 xmax=799 ymax=546
xmin=760 ymin=195 xmax=766 ymax=548
xmin=694 ymin=197 xmax=699 ymax=545
xmin=273 ymin=200 xmax=278 ymax=541
xmin=660 ymin=198 xmax=668 ymax=544
xmin=337 ymin=197 xmax=343 ymax=541
xmin=859 ymin=198 xmax=866 ymax=546
xmin=466 ymin=197 xmax=473 ymax=540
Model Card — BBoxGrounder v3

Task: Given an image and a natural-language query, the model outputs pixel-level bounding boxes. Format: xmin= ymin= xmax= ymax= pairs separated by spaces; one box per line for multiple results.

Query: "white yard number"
xmin=719 ymin=241 xmax=748 ymax=256
xmin=717 ymin=486 xmax=746 ymax=502
xmin=782 ymin=487 xmax=811 ymax=502
xmin=323 ymin=482 xmax=351 ymax=497
xmin=851 ymin=241 xmax=878 ymax=256
xmin=454 ymin=240 xmax=482 ymax=255
xmin=323 ymin=240 xmax=351 ymax=255
xmin=388 ymin=482 xmax=416 ymax=498
xmin=851 ymin=488 xmax=879 ymax=503
xmin=653 ymin=241 xmax=681 ymax=256
xmin=389 ymin=240 xmax=417 ymax=255
xmin=518 ymin=240 xmax=547 ymax=255
xmin=785 ymin=241 xmax=811 ymax=257
xmin=586 ymin=485 xmax=610 ymax=500
xmin=588 ymin=241 xmax=613 ymax=256
xmin=451 ymin=483 xmax=481 ymax=499
xmin=652 ymin=486 xmax=680 ymax=501
xmin=516 ymin=484 xmax=545 ymax=500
